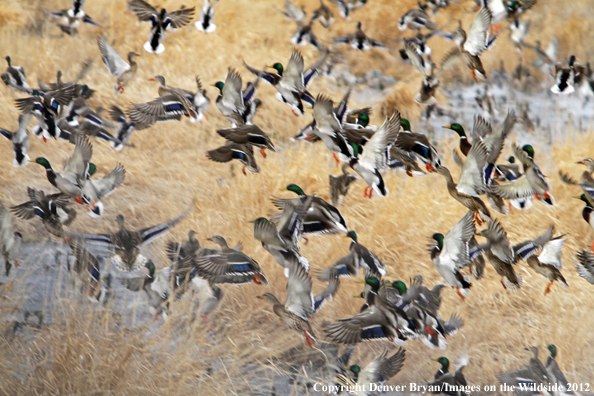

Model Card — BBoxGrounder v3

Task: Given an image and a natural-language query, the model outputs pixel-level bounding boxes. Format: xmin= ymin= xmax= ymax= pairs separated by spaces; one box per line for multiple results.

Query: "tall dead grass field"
xmin=0 ymin=0 xmax=593 ymax=394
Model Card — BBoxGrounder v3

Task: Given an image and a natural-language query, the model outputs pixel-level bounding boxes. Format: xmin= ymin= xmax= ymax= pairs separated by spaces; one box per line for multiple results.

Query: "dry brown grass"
xmin=1 ymin=0 xmax=594 ymax=394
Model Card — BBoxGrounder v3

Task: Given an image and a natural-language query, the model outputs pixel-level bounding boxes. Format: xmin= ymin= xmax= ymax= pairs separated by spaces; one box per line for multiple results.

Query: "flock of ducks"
xmin=1 ymin=0 xmax=594 ymax=393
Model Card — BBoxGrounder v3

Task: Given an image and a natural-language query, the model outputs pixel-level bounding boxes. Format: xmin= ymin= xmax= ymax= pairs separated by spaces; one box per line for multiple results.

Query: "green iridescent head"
xmin=146 ymin=260 xmax=156 ymax=277
xmin=35 ymin=157 xmax=52 ymax=169
xmin=522 ymin=144 xmax=534 ymax=159
xmin=269 ymin=63 xmax=284 ymax=76
xmin=356 ymin=113 xmax=370 ymax=127
xmin=285 ymin=184 xmax=305 ymax=196
xmin=547 ymin=344 xmax=557 ymax=358
xmin=432 ymin=233 xmax=444 ymax=250
xmin=346 ymin=230 xmax=357 ymax=242
xmin=443 ymin=123 xmax=466 ymax=137
xmin=401 ymin=118 xmax=411 ymax=131
xmin=390 ymin=280 xmax=407 ymax=295
xmin=5 ymin=56 xmax=11 ymax=67
xmin=365 ymin=276 xmax=381 ymax=292
xmin=433 ymin=357 xmax=450 ymax=371
xmin=508 ymin=156 xmax=515 ymax=164
xmin=213 ymin=81 xmax=225 ymax=93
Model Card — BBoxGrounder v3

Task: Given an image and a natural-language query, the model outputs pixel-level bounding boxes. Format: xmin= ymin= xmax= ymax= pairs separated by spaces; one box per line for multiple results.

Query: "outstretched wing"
xmin=98 ymin=36 xmax=130 ymax=78
xmin=464 ymin=7 xmax=492 ymax=56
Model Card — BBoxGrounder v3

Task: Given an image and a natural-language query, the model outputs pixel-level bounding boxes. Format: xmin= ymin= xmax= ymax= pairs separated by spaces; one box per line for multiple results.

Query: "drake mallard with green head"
xmin=272 ymin=183 xmax=348 ymax=235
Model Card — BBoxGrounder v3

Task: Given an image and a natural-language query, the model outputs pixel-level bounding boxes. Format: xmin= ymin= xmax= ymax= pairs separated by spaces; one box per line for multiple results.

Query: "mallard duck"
xmin=195 ymin=241 xmax=269 ymax=285
xmin=312 ymin=0 xmax=334 ymax=28
xmin=291 ymin=17 xmax=321 ymax=50
xmin=432 ymin=356 xmax=450 ymax=379
xmin=513 ymin=226 xmax=568 ymax=294
xmin=576 ymin=249 xmax=594 ymax=284
xmin=120 ymin=260 xmax=172 ymax=319
xmin=394 ymin=119 xmax=441 ymax=172
xmin=15 ymin=85 xmax=76 ymax=141
xmin=253 ymin=197 xmax=312 ymax=273
xmin=244 ymin=49 xmax=327 ymax=116
xmin=403 ymin=41 xmax=439 ymax=106
xmin=217 ymin=125 xmax=275 ymax=158
xmin=398 ymin=7 xmax=436 ymax=31
xmin=551 ymin=55 xmax=579 ymax=94
xmin=324 ymin=277 xmax=412 ymax=345
xmin=150 ymin=75 xmax=211 ymax=122
xmin=212 ymin=68 xmax=246 ymax=119
xmin=108 ymin=106 xmax=135 ymax=151
xmin=318 ymin=231 xmax=387 ymax=281
xmin=491 ymin=144 xmax=555 ymax=206
xmin=525 ymin=346 xmax=552 ymax=385
xmin=430 ymin=211 xmax=475 ymax=300
xmin=1 ymin=113 xmax=31 ymax=167
xmin=66 ymin=106 xmax=122 ymax=147
xmin=443 ymin=7 xmax=492 ymax=82
xmin=329 ymin=0 xmax=367 ymax=19
xmin=35 ymin=135 xmax=93 ymax=198
xmin=256 ymin=259 xmax=321 ymax=346
xmin=127 ymin=0 xmax=195 ymax=54
xmin=98 ymin=35 xmax=140 ymax=96
xmin=349 ymin=112 xmax=401 ymax=197
xmin=165 ymin=230 xmax=202 ymax=264
xmin=429 ymin=356 xmax=469 ymax=393
xmin=1 ymin=203 xmax=21 ymax=277
xmin=77 ymin=163 xmax=126 ymax=218
xmin=196 ymin=0 xmax=219 ymax=33
xmin=43 ymin=0 xmax=104 ymax=33
xmin=11 ymin=188 xmax=76 ymax=239
xmin=334 ymin=22 xmax=387 ymax=50
xmin=336 ymin=348 xmax=405 ymax=393
xmin=329 ymin=163 xmax=359 ymax=206
xmin=271 ymin=183 xmax=348 ymax=236
xmin=1 ymin=56 xmax=29 ymax=93
xmin=206 ymin=142 xmax=260 ymax=175
xmin=69 ymin=208 xmax=190 ymax=271
xmin=67 ymin=238 xmax=108 ymax=302
xmin=478 ymin=219 xmax=523 ymax=290
xmin=277 ymin=0 xmax=307 ymax=24
xmin=311 ymin=93 xmax=353 ymax=163
xmin=545 ymin=345 xmax=573 ymax=394
xmin=254 ymin=215 xmax=309 ymax=276
xmin=128 ymin=91 xmax=198 ymax=128
xmin=435 ymin=166 xmax=492 ymax=224
xmin=385 ymin=275 xmax=444 ymax=315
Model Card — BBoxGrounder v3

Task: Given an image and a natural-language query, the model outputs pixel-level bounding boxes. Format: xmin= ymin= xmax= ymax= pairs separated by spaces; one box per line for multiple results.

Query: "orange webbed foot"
xmin=455 ymin=287 xmax=466 ymax=301
xmin=260 ymin=147 xmax=267 ymax=159
xmin=333 ymin=153 xmax=340 ymax=167
xmin=242 ymin=166 xmax=247 ymax=176
xmin=544 ymin=282 xmax=553 ymax=295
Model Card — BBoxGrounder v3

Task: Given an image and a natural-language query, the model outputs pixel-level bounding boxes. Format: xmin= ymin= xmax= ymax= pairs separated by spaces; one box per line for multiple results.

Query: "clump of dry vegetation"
xmin=1 ymin=0 xmax=594 ymax=394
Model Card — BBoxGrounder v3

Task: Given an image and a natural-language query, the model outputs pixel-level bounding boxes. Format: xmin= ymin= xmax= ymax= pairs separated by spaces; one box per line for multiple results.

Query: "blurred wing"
xmin=404 ymin=41 xmax=427 ymax=76
xmin=464 ymin=7 xmax=492 ymax=56
xmin=358 ymin=111 xmax=401 ymax=170
xmin=539 ymin=238 xmax=566 ymax=269
xmin=127 ymin=0 xmax=158 ymax=21
xmin=443 ymin=211 xmax=475 ymax=268
xmin=139 ymin=207 xmax=191 ymax=245
xmin=284 ymin=49 xmax=305 ymax=92
xmin=490 ymin=175 xmax=535 ymax=199
xmin=166 ymin=7 xmax=195 ymax=29
xmin=285 ymin=257 xmax=314 ymax=319
xmin=90 ymin=163 xmax=126 ymax=199
xmin=98 ymin=36 xmax=130 ymax=78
